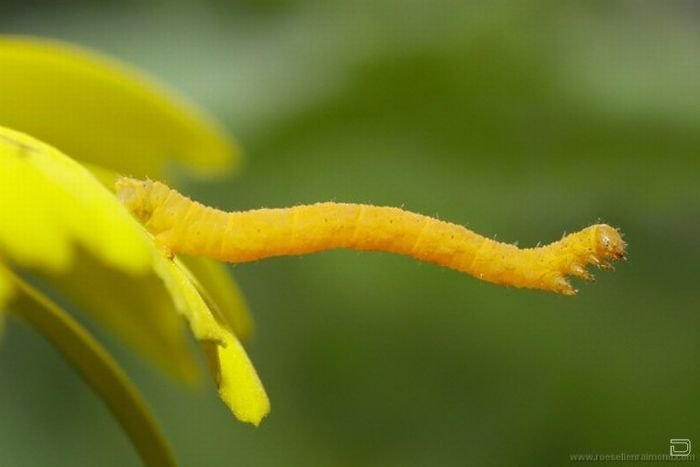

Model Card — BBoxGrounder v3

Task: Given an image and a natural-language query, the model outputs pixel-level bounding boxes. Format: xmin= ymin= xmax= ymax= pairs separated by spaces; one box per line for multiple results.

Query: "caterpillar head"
xmin=593 ymin=224 xmax=627 ymax=266
xmin=554 ymin=223 xmax=627 ymax=295
xmin=115 ymin=177 xmax=157 ymax=224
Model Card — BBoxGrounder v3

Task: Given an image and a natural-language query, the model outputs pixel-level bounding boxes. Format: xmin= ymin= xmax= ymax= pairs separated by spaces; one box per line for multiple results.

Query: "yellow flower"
xmin=0 ymin=126 xmax=269 ymax=420
xmin=0 ymin=37 xmax=269 ymax=466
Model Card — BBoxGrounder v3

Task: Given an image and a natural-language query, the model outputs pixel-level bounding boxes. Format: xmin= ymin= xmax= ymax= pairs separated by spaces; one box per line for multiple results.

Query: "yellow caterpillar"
xmin=116 ymin=177 xmax=626 ymax=295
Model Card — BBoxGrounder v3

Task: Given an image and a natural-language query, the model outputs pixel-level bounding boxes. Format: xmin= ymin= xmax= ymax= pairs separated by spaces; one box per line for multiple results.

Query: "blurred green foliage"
xmin=1 ymin=1 xmax=698 ymax=465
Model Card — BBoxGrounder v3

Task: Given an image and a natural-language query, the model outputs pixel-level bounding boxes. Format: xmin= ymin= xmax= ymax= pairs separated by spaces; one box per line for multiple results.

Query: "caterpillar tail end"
xmin=115 ymin=176 xmax=153 ymax=223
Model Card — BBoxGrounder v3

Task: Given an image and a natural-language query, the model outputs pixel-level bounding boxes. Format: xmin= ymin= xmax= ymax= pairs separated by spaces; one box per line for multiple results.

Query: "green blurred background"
xmin=1 ymin=1 xmax=698 ymax=465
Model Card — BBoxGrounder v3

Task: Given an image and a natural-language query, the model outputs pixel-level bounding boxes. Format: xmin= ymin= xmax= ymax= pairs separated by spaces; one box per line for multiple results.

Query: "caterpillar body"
xmin=116 ymin=177 xmax=626 ymax=295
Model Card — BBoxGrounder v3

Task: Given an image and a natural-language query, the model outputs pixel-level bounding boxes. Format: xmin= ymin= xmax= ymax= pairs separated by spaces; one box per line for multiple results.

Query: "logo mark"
xmin=670 ymin=439 xmax=691 ymax=457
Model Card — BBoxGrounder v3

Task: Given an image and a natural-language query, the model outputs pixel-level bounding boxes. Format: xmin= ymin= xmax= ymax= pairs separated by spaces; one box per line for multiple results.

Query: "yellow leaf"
xmin=0 ymin=36 xmax=240 ymax=179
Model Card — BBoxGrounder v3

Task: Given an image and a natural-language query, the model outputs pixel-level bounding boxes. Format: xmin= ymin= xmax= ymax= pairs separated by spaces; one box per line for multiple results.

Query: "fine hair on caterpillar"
xmin=116 ymin=177 xmax=626 ymax=295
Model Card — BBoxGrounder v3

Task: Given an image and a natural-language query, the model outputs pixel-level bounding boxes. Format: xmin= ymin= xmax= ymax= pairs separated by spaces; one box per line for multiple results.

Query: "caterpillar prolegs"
xmin=116 ymin=177 xmax=626 ymax=295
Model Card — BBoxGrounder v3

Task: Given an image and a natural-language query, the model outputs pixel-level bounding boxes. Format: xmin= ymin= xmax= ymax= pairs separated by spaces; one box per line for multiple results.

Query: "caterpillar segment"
xmin=116 ymin=177 xmax=626 ymax=295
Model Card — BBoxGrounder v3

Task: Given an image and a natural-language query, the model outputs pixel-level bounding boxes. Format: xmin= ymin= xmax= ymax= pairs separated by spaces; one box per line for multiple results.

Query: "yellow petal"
xmin=0 ymin=264 xmax=10 ymax=305
xmin=0 ymin=126 xmax=199 ymax=381
xmin=41 ymin=251 xmax=201 ymax=385
xmin=0 ymin=126 xmax=152 ymax=274
xmin=154 ymin=255 xmax=269 ymax=425
xmin=181 ymin=256 xmax=255 ymax=340
xmin=202 ymin=334 xmax=270 ymax=427
xmin=0 ymin=262 xmax=13 ymax=334
xmin=0 ymin=36 xmax=239 ymax=179
xmin=67 ymin=165 xmax=254 ymax=381
xmin=153 ymin=255 xmax=227 ymax=344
